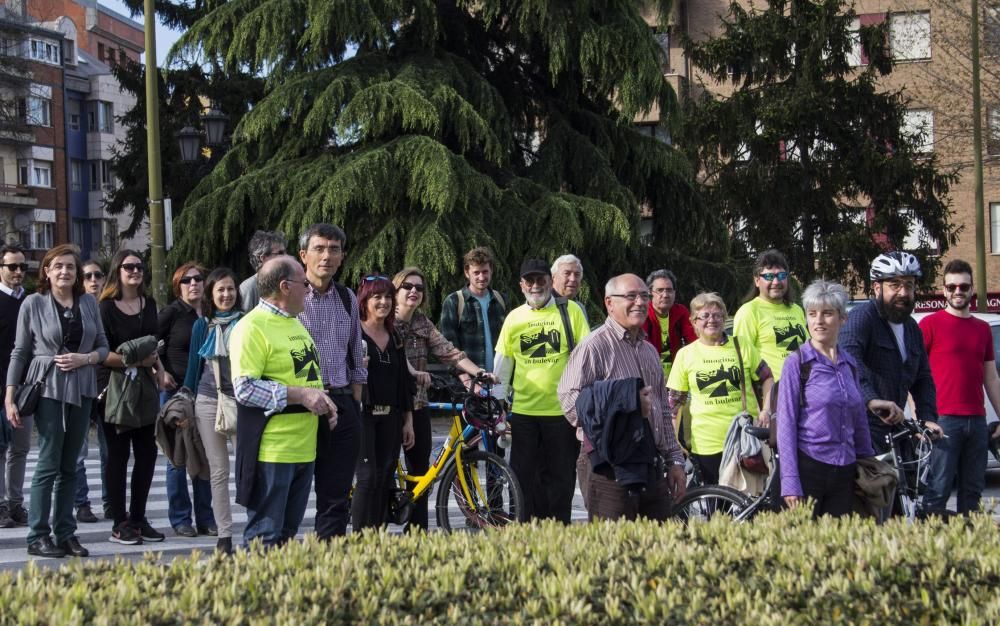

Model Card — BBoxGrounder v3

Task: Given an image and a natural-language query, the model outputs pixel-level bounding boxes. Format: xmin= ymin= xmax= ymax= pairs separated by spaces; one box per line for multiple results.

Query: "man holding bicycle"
xmin=559 ymin=274 xmax=686 ymax=520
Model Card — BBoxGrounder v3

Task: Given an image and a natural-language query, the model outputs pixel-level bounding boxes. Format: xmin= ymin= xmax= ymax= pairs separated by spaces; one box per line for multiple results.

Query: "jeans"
xmin=923 ymin=415 xmax=988 ymax=514
xmin=0 ymin=412 xmax=33 ymax=506
xmin=313 ymin=394 xmax=361 ymax=539
xmin=508 ymin=414 xmax=580 ymax=523
xmin=243 ymin=461 xmax=314 ymax=549
xmin=161 ymin=391 xmax=214 ymax=529
xmin=28 ymin=398 xmax=91 ymax=545
xmin=74 ymin=416 xmax=109 ymax=509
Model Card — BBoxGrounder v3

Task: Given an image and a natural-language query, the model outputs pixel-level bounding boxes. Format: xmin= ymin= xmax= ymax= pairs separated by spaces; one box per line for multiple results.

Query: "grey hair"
xmin=299 ymin=223 xmax=347 ymax=253
xmin=551 ymin=254 xmax=582 ymax=276
xmin=257 ymin=256 xmax=300 ymax=299
xmin=801 ymin=279 xmax=849 ymax=318
xmin=645 ymin=269 xmax=677 ymax=289
xmin=247 ymin=230 xmax=287 ymax=270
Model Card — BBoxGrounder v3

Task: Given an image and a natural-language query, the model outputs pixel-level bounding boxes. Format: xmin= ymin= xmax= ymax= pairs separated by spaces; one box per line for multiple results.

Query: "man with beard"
xmin=918 ymin=259 xmax=1000 ymax=514
xmin=494 ymin=259 xmax=590 ymax=522
xmin=840 ymin=251 xmax=939 ymax=453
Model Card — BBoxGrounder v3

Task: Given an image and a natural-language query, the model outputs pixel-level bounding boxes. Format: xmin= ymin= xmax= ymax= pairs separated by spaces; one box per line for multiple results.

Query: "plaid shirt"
xmin=397 ymin=312 xmax=467 ymax=409
xmin=232 ymin=299 xmax=290 ymax=415
xmin=438 ymin=286 xmax=507 ymax=371
xmin=558 ymin=316 xmax=684 ymax=463
xmin=298 ymin=281 xmax=366 ymax=388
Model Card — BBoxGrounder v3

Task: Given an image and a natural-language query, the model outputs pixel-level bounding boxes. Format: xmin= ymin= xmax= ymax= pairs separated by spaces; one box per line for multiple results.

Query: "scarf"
xmin=197 ymin=310 xmax=243 ymax=361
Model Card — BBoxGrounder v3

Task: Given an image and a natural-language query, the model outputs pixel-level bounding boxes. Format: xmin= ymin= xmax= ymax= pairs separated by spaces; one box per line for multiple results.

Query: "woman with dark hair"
xmin=353 ymin=275 xmax=415 ymax=530
xmin=158 ymin=262 xmax=215 ymax=538
xmin=391 ymin=267 xmax=487 ymax=531
xmin=5 ymin=244 xmax=108 ymax=557
xmin=99 ymin=249 xmax=166 ymax=545
xmin=183 ymin=267 xmax=243 ymax=554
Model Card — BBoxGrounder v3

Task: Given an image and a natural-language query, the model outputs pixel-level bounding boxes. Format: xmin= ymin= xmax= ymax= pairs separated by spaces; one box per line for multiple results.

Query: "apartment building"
xmin=644 ymin=0 xmax=1000 ymax=294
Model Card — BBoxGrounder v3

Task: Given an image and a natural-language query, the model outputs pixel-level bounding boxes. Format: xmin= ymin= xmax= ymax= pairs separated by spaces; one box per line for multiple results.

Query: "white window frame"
xmin=67 ymin=99 xmax=81 ymax=131
xmin=988 ymin=107 xmax=1000 ymax=157
xmin=992 ymin=202 xmax=1000 ymax=254
xmin=902 ymin=109 xmax=934 ymax=154
xmin=889 ymin=12 xmax=931 ymax=62
xmin=17 ymin=159 xmax=52 ymax=187
xmin=30 ymin=222 xmax=54 ymax=250
xmin=89 ymin=160 xmax=113 ymax=191
xmin=29 ymin=39 xmax=61 ymax=65
xmin=846 ymin=17 xmax=863 ymax=67
xmin=70 ymin=160 xmax=83 ymax=191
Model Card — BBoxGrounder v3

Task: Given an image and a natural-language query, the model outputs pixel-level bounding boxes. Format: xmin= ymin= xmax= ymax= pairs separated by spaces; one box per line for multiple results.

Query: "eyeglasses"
xmin=400 ymin=282 xmax=425 ymax=293
xmin=695 ymin=312 xmax=725 ymax=321
xmin=651 ymin=287 xmax=675 ymax=295
xmin=1 ymin=263 xmax=28 ymax=273
xmin=282 ymin=278 xmax=310 ymax=288
xmin=83 ymin=271 xmax=105 ymax=280
xmin=179 ymin=275 xmax=205 ymax=285
xmin=120 ymin=263 xmax=144 ymax=273
xmin=760 ymin=271 xmax=789 ymax=282
xmin=945 ymin=283 xmax=972 ymax=293
xmin=608 ymin=292 xmax=651 ymax=302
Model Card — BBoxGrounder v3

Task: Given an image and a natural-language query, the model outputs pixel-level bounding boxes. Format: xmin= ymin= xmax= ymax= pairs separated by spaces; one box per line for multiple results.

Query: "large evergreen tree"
xmin=681 ymin=0 xmax=957 ymax=290
xmin=168 ymin=0 xmax=726 ymax=312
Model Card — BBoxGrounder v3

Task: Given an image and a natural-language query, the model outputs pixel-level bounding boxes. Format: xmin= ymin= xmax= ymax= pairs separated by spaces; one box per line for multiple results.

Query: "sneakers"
xmin=197 ymin=524 xmax=218 ymax=537
xmin=109 ymin=523 xmax=142 ymax=545
xmin=135 ymin=519 xmax=165 ymax=542
xmin=0 ymin=504 xmax=14 ymax=529
xmin=76 ymin=505 xmax=98 ymax=523
xmin=173 ymin=524 xmax=197 ymax=538
xmin=8 ymin=503 xmax=27 ymax=526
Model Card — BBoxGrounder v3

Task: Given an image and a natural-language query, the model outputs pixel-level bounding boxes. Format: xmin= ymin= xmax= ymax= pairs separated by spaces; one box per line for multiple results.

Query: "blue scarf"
xmin=198 ymin=310 xmax=243 ymax=360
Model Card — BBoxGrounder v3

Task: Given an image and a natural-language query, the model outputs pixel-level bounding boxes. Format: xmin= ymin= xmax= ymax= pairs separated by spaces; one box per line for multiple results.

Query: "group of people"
xmin=1 ymin=227 xmax=997 ymax=558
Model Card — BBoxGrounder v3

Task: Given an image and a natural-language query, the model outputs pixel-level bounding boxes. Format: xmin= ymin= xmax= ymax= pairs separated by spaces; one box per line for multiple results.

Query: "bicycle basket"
xmin=462 ymin=393 xmax=505 ymax=431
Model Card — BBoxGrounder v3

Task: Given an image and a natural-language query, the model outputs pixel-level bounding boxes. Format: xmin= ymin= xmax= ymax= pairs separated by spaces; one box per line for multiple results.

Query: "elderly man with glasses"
xmin=0 ymin=244 xmax=30 ymax=528
xmin=494 ymin=259 xmax=590 ymax=523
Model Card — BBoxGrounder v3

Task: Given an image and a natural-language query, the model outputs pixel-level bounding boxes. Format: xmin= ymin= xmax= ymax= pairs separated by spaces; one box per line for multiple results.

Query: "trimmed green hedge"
xmin=3 ymin=508 xmax=1000 ymax=624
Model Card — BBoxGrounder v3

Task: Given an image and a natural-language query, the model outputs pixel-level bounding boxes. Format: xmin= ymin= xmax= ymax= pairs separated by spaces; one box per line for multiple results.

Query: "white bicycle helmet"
xmin=869 ymin=251 xmax=922 ymax=282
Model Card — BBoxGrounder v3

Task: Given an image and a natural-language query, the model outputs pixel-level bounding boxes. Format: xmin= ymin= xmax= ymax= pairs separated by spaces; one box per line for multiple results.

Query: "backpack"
xmin=454 ymin=289 xmax=507 ymax=321
xmin=332 ymin=282 xmax=356 ymax=370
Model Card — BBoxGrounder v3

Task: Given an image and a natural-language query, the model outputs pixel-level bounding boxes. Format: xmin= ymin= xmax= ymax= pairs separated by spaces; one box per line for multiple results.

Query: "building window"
xmin=70 ymin=160 xmax=83 ymax=191
xmin=902 ymin=209 xmax=939 ymax=256
xmin=68 ymin=100 xmax=81 ymax=131
xmin=89 ymin=160 xmax=113 ymax=191
xmin=17 ymin=96 xmax=51 ymax=127
xmin=889 ymin=12 xmax=931 ymax=61
xmin=986 ymin=6 xmax=1000 ymax=57
xmin=17 ymin=159 xmax=52 ymax=187
xmin=92 ymin=218 xmax=118 ymax=253
xmin=31 ymin=222 xmax=54 ymax=250
xmin=29 ymin=39 xmax=61 ymax=65
xmin=989 ymin=107 xmax=1000 ymax=157
xmin=846 ymin=17 xmax=863 ymax=67
xmin=87 ymin=101 xmax=113 ymax=133
xmin=635 ymin=123 xmax=671 ymax=144
xmin=902 ymin=109 xmax=934 ymax=153
xmin=992 ymin=203 xmax=1000 ymax=254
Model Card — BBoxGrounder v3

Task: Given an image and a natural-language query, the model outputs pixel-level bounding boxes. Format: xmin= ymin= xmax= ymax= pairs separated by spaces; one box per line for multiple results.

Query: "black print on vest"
xmin=519 ymin=328 xmax=561 ymax=358
xmin=774 ymin=322 xmax=807 ymax=352
xmin=696 ymin=364 xmax=742 ymax=398
xmin=290 ymin=342 xmax=321 ymax=382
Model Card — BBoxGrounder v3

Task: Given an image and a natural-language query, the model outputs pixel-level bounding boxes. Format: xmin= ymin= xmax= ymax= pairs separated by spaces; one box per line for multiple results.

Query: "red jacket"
xmin=642 ymin=302 xmax=697 ymax=361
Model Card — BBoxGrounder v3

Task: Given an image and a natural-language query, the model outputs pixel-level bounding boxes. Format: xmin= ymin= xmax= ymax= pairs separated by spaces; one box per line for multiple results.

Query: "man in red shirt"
xmin=919 ymin=259 xmax=1000 ymax=514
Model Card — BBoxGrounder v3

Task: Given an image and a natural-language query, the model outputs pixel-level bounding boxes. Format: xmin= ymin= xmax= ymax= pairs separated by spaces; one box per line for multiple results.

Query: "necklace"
xmin=120 ymin=297 xmax=141 ymax=315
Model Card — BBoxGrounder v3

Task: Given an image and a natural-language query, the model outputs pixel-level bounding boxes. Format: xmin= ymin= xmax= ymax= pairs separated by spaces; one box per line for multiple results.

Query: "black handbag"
xmin=13 ymin=359 xmax=57 ymax=417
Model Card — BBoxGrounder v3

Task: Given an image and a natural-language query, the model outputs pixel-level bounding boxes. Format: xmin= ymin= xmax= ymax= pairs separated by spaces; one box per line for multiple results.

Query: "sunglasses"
xmin=120 ymin=263 xmax=144 ymax=273
xmin=760 ymin=271 xmax=789 ymax=282
xmin=944 ymin=283 xmax=972 ymax=293
xmin=1 ymin=263 xmax=28 ymax=273
xmin=363 ymin=275 xmax=389 ymax=282
xmin=400 ymin=282 xmax=425 ymax=293
xmin=83 ymin=271 xmax=105 ymax=280
xmin=179 ymin=274 xmax=205 ymax=285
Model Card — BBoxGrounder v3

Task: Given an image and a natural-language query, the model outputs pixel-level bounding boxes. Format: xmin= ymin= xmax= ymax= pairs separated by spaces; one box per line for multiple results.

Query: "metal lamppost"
xmin=972 ymin=0 xmax=988 ymax=312
xmin=143 ymin=0 xmax=167 ymax=305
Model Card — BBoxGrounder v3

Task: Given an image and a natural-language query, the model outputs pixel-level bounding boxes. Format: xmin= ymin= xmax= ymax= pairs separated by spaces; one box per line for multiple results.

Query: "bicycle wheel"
xmin=672 ymin=485 xmax=752 ymax=522
xmin=435 ymin=449 xmax=525 ymax=531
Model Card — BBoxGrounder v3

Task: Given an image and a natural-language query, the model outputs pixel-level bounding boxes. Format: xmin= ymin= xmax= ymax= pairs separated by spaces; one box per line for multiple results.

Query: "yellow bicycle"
xmin=386 ymin=372 xmax=525 ymax=531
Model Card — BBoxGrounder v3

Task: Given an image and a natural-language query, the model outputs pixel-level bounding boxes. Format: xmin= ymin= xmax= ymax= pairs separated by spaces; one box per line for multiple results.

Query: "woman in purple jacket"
xmin=777 ymin=280 xmax=874 ymax=517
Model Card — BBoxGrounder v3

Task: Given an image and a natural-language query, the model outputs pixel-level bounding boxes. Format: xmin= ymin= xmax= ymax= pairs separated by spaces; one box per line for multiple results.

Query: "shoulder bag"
xmin=211 ymin=358 xmax=238 ymax=436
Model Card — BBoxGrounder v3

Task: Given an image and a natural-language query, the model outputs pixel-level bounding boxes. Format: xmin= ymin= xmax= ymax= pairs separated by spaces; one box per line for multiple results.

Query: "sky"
xmin=101 ymin=0 xmax=182 ymax=67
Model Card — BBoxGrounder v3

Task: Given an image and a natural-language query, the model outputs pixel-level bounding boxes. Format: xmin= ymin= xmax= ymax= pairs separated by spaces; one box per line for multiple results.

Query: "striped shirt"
xmin=232 ymin=299 xmax=290 ymax=415
xmin=558 ymin=316 xmax=683 ymax=464
xmin=298 ymin=280 xmax=366 ymax=388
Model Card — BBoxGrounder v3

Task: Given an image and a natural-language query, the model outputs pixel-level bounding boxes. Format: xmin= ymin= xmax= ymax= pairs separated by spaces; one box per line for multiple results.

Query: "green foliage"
xmin=681 ymin=0 xmax=957 ymax=292
xmin=169 ymin=0 xmax=727 ymax=317
xmin=2 ymin=512 xmax=1000 ymax=623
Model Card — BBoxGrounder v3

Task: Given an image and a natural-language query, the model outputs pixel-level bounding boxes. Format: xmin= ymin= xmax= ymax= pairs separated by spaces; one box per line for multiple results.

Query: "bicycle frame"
xmin=400 ymin=414 xmax=479 ymax=501
xmin=877 ymin=426 xmax=934 ymax=523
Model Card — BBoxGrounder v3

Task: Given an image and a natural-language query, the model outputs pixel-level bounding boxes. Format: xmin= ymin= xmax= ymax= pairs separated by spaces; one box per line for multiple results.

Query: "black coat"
xmin=576 ymin=377 xmax=658 ymax=493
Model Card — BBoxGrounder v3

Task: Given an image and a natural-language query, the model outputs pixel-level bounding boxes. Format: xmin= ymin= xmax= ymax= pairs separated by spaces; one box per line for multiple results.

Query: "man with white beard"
xmin=494 ymin=259 xmax=590 ymax=523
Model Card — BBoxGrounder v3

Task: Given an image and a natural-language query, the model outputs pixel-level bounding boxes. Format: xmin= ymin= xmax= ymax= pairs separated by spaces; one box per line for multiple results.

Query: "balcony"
xmin=0 ymin=184 xmax=38 ymax=208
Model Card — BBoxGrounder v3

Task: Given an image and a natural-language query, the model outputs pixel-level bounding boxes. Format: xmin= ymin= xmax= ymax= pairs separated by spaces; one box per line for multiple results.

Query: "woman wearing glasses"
xmin=353 ymin=275 xmax=415 ymax=529
xmin=392 ymin=267 xmax=487 ymax=531
xmin=157 ymin=262 xmax=216 ymax=539
xmin=666 ymin=292 xmax=774 ymax=485
xmin=5 ymin=244 xmax=108 ymax=558
xmin=98 ymin=249 xmax=166 ymax=545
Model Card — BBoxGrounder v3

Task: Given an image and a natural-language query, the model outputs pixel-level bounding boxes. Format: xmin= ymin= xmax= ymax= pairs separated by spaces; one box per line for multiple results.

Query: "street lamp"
xmin=201 ymin=108 xmax=229 ymax=146
xmin=143 ymin=0 xmax=167 ymax=305
xmin=176 ymin=126 xmax=202 ymax=163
